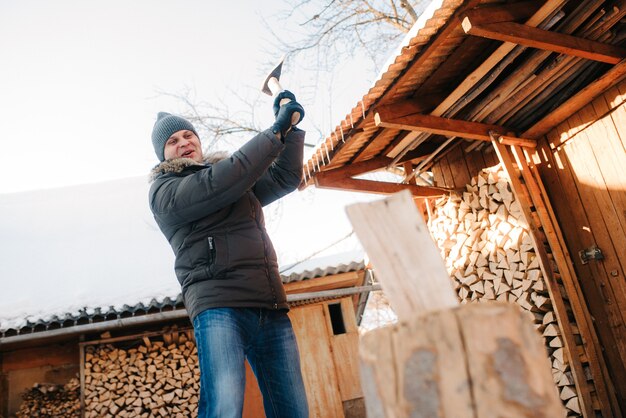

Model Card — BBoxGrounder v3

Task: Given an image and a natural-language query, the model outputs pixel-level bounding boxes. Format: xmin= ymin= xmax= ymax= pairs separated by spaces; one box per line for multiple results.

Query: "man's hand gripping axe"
xmin=261 ymin=57 xmax=302 ymax=126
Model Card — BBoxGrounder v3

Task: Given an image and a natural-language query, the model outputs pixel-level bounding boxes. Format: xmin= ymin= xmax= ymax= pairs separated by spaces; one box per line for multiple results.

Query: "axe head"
xmin=261 ymin=58 xmax=284 ymax=96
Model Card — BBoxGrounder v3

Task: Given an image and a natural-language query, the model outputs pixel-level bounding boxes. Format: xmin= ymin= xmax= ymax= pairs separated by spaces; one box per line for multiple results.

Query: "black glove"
xmin=273 ymin=90 xmax=297 ymax=117
xmin=271 ymin=100 xmax=305 ymax=137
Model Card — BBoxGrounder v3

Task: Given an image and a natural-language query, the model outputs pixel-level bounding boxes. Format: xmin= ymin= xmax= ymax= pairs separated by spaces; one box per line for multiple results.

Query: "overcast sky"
xmin=0 ymin=0 xmax=374 ymax=194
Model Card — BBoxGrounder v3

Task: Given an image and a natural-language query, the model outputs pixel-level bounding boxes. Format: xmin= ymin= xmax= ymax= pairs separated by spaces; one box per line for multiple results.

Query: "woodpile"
xmin=84 ymin=330 xmax=200 ymax=418
xmin=428 ymin=165 xmax=581 ymax=417
xmin=15 ymin=379 xmax=80 ymax=418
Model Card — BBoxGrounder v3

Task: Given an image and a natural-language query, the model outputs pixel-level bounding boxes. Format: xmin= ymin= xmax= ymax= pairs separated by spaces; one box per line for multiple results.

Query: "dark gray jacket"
xmin=148 ymin=129 xmax=305 ymax=321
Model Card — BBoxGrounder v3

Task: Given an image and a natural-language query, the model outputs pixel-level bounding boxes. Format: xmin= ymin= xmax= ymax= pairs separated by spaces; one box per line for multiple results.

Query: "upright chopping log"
xmin=346 ymin=190 xmax=564 ymax=418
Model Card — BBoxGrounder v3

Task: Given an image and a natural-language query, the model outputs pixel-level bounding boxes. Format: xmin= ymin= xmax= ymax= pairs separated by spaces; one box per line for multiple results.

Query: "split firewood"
xmin=15 ymin=379 xmax=81 ymax=418
xmin=427 ymin=167 xmax=581 ymax=416
xmin=82 ymin=335 xmax=200 ymax=418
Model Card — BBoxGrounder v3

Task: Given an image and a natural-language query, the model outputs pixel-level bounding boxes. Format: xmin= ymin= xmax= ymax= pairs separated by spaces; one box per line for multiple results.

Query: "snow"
xmin=0 ymin=175 xmax=376 ymax=331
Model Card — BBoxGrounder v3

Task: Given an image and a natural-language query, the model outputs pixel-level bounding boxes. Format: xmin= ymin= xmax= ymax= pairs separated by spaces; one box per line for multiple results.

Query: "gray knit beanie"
xmin=151 ymin=112 xmax=199 ymax=161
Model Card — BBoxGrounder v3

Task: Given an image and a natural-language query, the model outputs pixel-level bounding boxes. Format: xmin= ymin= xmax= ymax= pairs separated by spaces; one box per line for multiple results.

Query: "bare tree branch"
xmin=157 ymin=87 xmax=264 ymax=152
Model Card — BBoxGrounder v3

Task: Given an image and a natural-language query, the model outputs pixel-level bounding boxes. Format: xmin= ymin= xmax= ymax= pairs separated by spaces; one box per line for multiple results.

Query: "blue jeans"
xmin=192 ymin=308 xmax=309 ymax=418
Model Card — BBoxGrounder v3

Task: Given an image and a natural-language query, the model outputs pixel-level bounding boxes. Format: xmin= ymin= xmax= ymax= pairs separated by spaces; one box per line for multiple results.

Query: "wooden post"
xmin=79 ymin=336 xmax=85 ymax=418
xmin=346 ymin=190 xmax=564 ymax=417
xmin=0 ymin=353 xmax=8 ymax=418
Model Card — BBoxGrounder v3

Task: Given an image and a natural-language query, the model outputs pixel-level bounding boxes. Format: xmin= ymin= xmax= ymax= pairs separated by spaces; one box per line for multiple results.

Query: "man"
xmin=148 ymin=92 xmax=309 ymax=418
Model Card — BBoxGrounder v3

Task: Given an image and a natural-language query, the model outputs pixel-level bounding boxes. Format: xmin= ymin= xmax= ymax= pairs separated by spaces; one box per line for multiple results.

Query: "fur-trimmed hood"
xmin=149 ymin=151 xmax=229 ymax=182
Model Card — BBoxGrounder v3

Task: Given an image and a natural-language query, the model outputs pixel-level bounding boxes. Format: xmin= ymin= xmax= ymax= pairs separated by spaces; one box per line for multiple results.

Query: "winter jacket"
xmin=148 ymin=129 xmax=305 ymax=321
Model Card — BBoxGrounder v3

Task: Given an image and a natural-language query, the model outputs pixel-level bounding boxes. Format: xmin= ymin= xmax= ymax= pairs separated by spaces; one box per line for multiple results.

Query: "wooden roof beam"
xmin=374 ymin=101 xmax=536 ymax=148
xmin=461 ymin=0 xmax=543 ymax=26
xmin=461 ymin=19 xmax=626 ymax=65
xmin=317 ymin=155 xmax=395 ymax=179
xmin=314 ymin=175 xmax=448 ymax=197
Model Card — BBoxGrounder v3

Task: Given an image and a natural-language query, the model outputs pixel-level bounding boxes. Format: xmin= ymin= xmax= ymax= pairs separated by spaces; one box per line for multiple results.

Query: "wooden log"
xmin=345 ymin=190 xmax=458 ymax=320
xmin=360 ymin=303 xmax=564 ymax=418
xmin=348 ymin=191 xmax=564 ymax=417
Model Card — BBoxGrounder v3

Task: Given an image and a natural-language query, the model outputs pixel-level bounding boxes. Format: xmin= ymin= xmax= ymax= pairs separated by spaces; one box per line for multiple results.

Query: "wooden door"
xmin=540 ymin=85 xmax=626 ymax=414
xmin=289 ymin=304 xmax=345 ymax=418
xmin=243 ymin=304 xmax=345 ymax=418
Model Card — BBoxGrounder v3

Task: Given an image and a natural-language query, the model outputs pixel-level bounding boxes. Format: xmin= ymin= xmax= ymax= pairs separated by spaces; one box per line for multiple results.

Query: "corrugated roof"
xmin=302 ymin=0 xmax=626 ymax=195
xmin=0 ymin=253 xmax=366 ymax=338
xmin=302 ymin=0 xmax=467 ymax=181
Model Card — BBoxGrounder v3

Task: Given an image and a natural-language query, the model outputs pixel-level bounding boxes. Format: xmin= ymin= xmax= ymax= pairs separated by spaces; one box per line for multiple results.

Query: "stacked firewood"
xmin=15 ymin=379 xmax=80 ymax=418
xmin=428 ymin=166 xmax=581 ymax=417
xmin=84 ymin=330 xmax=199 ymax=418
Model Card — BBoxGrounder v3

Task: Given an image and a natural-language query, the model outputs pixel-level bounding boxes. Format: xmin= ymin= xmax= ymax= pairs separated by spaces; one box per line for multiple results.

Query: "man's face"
xmin=163 ymin=130 xmax=203 ymax=163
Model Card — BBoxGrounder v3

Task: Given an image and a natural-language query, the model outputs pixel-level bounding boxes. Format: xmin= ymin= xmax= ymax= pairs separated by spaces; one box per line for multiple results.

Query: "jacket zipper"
xmin=207 ymin=236 xmax=215 ymax=264
xmin=248 ymin=193 xmax=278 ymax=309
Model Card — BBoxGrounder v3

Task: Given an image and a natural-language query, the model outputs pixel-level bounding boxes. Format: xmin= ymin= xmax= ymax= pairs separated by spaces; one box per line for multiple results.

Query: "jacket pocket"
xmin=208 ymin=235 xmax=229 ymax=275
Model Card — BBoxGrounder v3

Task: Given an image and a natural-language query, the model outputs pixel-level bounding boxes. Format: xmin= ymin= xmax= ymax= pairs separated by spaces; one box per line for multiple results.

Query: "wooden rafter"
xmin=460 ymin=0 xmax=542 ymax=26
xmin=374 ymin=101 xmax=536 ymax=147
xmin=314 ymin=174 xmax=448 ymax=197
xmin=313 ymin=156 xmax=450 ymax=197
xmin=461 ymin=20 xmax=626 ymax=65
xmin=317 ymin=156 xmax=394 ymax=179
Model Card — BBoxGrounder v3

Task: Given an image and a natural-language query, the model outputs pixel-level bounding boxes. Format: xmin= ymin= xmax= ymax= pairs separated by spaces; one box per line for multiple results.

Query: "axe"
xmin=261 ymin=57 xmax=302 ymax=126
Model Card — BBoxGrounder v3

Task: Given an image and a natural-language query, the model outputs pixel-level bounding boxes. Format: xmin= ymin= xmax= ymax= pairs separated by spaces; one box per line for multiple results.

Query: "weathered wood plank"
xmin=562 ymin=108 xmax=626 ymax=408
xmin=539 ymin=129 xmax=623 ymax=417
xmin=523 ymin=58 xmax=626 ymax=139
xmin=329 ymin=298 xmax=362 ymax=402
xmin=566 ymin=107 xmax=626 ymax=329
xmin=458 ymin=303 xmax=565 ymax=418
xmin=430 ymin=162 xmax=446 ymax=188
xmin=464 ymin=146 xmax=487 ymax=177
xmin=359 ymin=307 xmax=473 ymax=418
xmin=283 ymin=271 xmax=361 ymax=294
xmin=438 ymin=155 xmax=455 ymax=189
xmin=345 ymin=190 xmax=458 ymax=320
xmin=445 ymin=145 xmax=472 ymax=188
xmin=360 ymin=303 xmax=565 ymax=418
xmin=289 ymin=305 xmax=345 ymax=418
xmin=433 ymin=0 xmax=567 ymax=116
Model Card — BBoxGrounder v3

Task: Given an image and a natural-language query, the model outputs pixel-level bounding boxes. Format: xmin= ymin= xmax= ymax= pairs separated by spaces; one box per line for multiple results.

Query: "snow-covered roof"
xmin=0 ymin=250 xmax=366 ymax=338
xmin=0 ymin=176 xmax=371 ymax=337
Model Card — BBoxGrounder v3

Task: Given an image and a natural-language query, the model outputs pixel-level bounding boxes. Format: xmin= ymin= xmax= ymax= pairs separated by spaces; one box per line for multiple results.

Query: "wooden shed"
xmin=0 ymin=256 xmax=371 ymax=418
xmin=301 ymin=1 xmax=626 ymax=417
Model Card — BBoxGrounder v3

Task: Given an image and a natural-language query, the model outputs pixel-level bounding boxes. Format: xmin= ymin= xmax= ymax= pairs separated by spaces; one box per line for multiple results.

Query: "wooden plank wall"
xmin=535 ymin=78 xmax=626 ymax=415
xmin=289 ymin=304 xmax=345 ymax=418
xmin=431 ymin=141 xmax=500 ymax=189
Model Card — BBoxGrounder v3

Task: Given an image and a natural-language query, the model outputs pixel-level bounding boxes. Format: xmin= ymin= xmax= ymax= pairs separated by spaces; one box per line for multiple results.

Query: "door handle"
xmin=579 ymin=245 xmax=604 ymax=265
